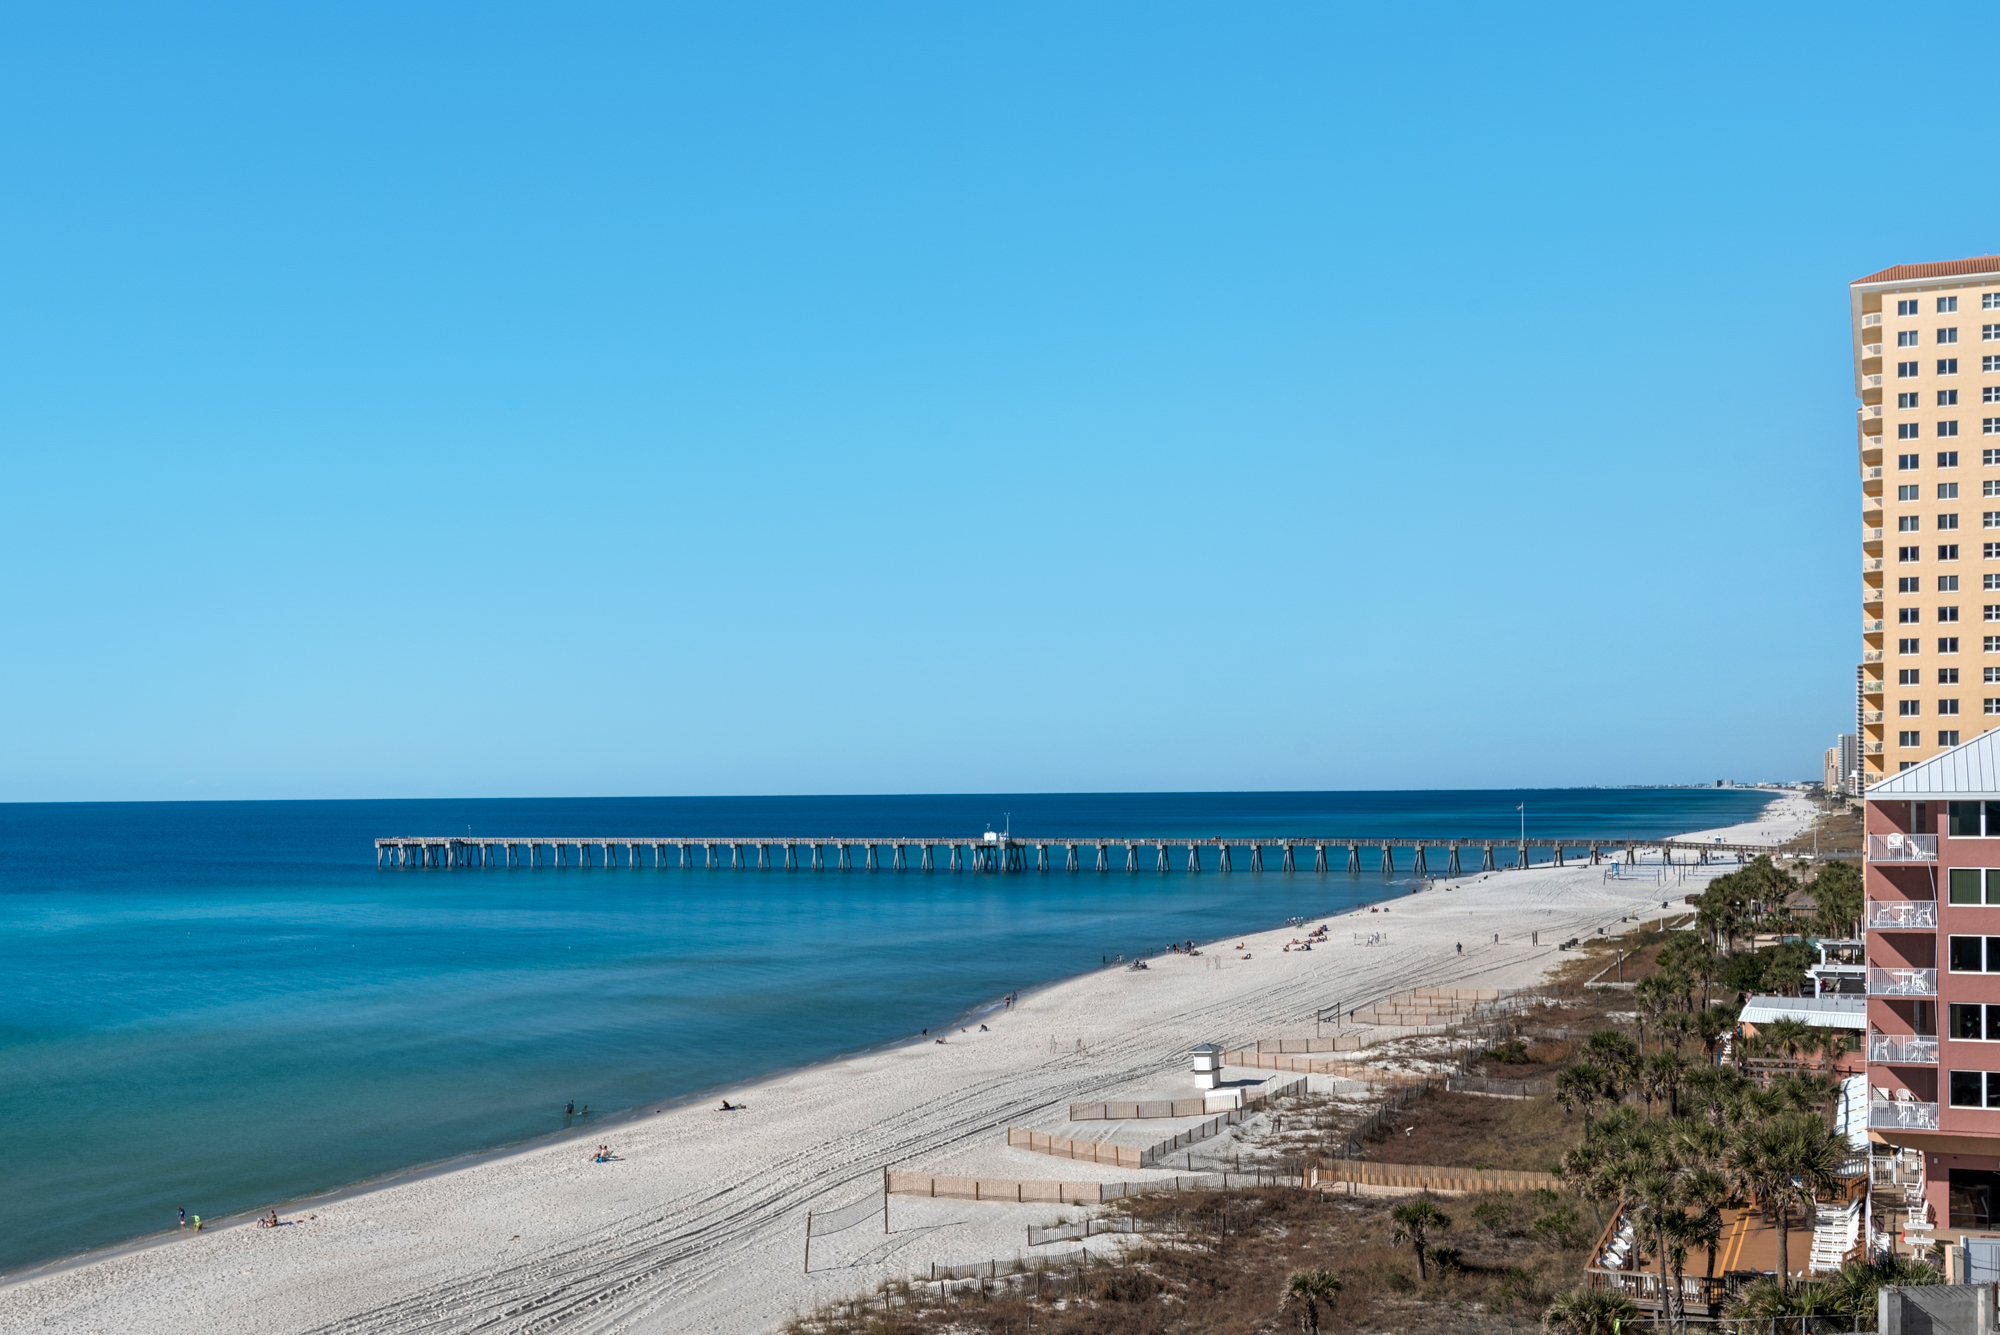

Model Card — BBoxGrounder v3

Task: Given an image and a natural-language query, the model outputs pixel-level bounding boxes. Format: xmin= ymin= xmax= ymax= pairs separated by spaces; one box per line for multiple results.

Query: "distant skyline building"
xmin=1852 ymin=256 xmax=2000 ymax=790
xmin=1827 ymin=734 xmax=1858 ymax=796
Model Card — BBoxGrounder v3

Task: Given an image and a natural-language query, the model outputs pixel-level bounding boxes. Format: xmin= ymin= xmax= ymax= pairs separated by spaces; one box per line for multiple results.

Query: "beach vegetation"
xmin=1388 ymin=1196 xmax=1451 ymax=1280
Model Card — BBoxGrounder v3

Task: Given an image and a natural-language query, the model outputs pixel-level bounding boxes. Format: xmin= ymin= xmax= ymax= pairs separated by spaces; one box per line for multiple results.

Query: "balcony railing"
xmin=1869 ymin=1035 xmax=1940 ymax=1065
xmin=1867 ymin=404 xmax=1884 ymax=418
xmin=1864 ymin=619 xmax=1884 ymax=633
xmin=1866 ymin=374 xmax=1884 ymax=388
xmin=1865 ymin=527 xmax=1884 ymax=541
xmin=1862 ymin=711 xmax=1885 ymax=724
xmin=1867 ymin=900 xmax=1937 ymax=929
xmin=1865 ymin=557 xmax=1884 ymax=571
xmin=1864 ymin=312 xmax=1883 ymax=327
xmin=1864 ymin=343 xmax=1883 ymax=357
xmin=1864 ymin=651 xmax=1885 ymax=663
xmin=1870 ymin=1099 xmax=1940 ymax=1131
xmin=1868 ymin=967 xmax=1937 ymax=997
xmin=1865 ymin=740 xmax=1885 ymax=752
xmin=1862 ymin=678 xmax=1885 ymax=694
xmin=1868 ymin=833 xmax=1938 ymax=862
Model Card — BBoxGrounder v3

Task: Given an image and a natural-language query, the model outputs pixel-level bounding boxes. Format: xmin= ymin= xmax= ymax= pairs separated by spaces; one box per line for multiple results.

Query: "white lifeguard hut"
xmin=1190 ymin=1043 xmax=1223 ymax=1091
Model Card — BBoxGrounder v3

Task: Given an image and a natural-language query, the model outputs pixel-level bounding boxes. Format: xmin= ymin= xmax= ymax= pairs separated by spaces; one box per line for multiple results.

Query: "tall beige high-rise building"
xmin=1852 ymin=256 xmax=2000 ymax=789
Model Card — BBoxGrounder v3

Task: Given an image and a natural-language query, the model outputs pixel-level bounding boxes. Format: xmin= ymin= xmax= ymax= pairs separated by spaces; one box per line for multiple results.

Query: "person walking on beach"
xmin=178 ymin=1208 xmax=186 ymax=1230
xmin=193 ymin=1215 xmax=202 ymax=1232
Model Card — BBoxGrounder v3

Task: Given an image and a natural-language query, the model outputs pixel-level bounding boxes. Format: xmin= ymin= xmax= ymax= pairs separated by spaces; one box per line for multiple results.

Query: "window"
xmin=1990 ymin=388 xmax=2000 ymax=403
xmin=1944 ymin=515 xmax=1963 ymax=531
xmin=1985 ymin=482 xmax=2000 ymax=497
xmin=1952 ymin=937 xmax=2000 ymax=971
xmin=1902 ymin=361 xmax=1922 ymax=377
xmin=1942 ymin=638 xmax=1962 ymax=653
xmin=1942 ymin=297 xmax=1960 ymax=313
xmin=1904 ymin=668 xmax=1923 ymax=684
xmin=1943 ymin=390 xmax=1962 ymax=406
xmin=1902 ymin=299 xmax=1922 ymax=315
xmin=1950 ymin=865 xmax=2000 ymax=899
xmin=1901 ymin=729 xmax=1922 ymax=746
xmin=1901 ymin=699 xmax=1922 ymax=715
xmin=1944 ymin=422 xmax=1962 ymax=437
xmin=1903 ymin=761 xmax=1917 ymax=770
xmin=1988 ymin=450 xmax=2000 ymax=465
xmin=1906 ymin=486 xmax=1924 ymax=501
xmin=1951 ymin=1169 xmax=2000 ymax=1229
xmin=1903 ymin=392 xmax=1924 ymax=408
xmin=1943 ymin=358 xmax=1961 ymax=375
xmin=1989 ymin=420 xmax=2000 ymax=435
xmin=1988 ymin=356 xmax=2000 ymax=372
xmin=1944 ymin=451 xmax=1962 ymax=466
xmin=1942 ymin=328 xmax=1962 ymax=344
xmin=1902 ymin=453 xmax=1922 ymax=469
xmin=1944 ymin=729 xmax=1963 ymax=744
xmin=1987 ymin=666 xmax=2000 ymax=681
xmin=1942 ymin=605 xmax=1962 ymax=621
xmin=1906 ymin=545 xmax=1925 ymax=561
xmin=1987 ymin=293 xmax=2000 ymax=310
xmin=1902 ymin=515 xmax=1922 ymax=531
xmin=1904 ymin=576 xmax=1923 ymax=592
xmin=1986 ymin=634 xmax=2000 ymax=651
xmin=1943 ymin=698 xmax=1962 ymax=714
xmin=1988 ymin=325 xmax=2000 ymax=341
xmin=1943 ymin=545 xmax=1962 ymax=560
xmin=1944 ymin=576 xmax=1961 ymax=591
xmin=1988 ymin=697 xmax=2000 ymax=713
xmin=1987 ymin=574 xmax=2000 ymax=589
xmin=1902 ymin=637 xmax=1922 ymax=653
xmin=1901 ymin=330 xmax=1922 ymax=347
xmin=1988 ymin=605 xmax=2000 ymax=621
xmin=1943 ymin=667 xmax=1961 ymax=682
xmin=1902 ymin=423 xmax=1923 ymax=439
xmin=1902 ymin=607 xmax=1922 ymax=623
xmin=1943 ymin=483 xmax=1962 ymax=498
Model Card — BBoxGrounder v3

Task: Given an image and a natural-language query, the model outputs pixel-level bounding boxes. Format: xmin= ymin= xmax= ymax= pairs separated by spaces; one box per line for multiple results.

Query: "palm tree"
xmin=1555 ymin=1063 xmax=1610 ymax=1127
xmin=1542 ymin=1285 xmax=1639 ymax=1335
xmin=1390 ymin=1196 xmax=1452 ymax=1281
xmin=1283 ymin=1269 xmax=1342 ymax=1335
xmin=1728 ymin=1112 xmax=1844 ymax=1291
xmin=1560 ymin=1143 xmax=1607 ymax=1233
xmin=1641 ymin=1050 xmax=1689 ymax=1119
xmin=1658 ymin=1203 xmax=1723 ymax=1321
xmin=1762 ymin=1017 xmax=1814 ymax=1071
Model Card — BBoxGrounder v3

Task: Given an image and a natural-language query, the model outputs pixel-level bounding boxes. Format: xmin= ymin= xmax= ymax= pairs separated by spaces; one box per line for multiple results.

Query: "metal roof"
xmin=1738 ymin=995 xmax=1866 ymax=1030
xmin=1865 ymin=728 xmax=2000 ymax=799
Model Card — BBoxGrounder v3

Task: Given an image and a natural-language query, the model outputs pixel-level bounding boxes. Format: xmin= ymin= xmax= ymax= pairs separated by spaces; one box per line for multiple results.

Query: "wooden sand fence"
xmin=1312 ymin=1160 xmax=1560 ymax=1194
xmin=1014 ymin=1077 xmax=1305 ymax=1169
xmin=886 ymin=1166 xmax=1306 ymax=1205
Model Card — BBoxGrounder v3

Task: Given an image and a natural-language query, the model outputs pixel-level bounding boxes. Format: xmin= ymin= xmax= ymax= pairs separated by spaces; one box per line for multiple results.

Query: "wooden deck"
xmin=1586 ymin=1194 xmax=1864 ymax=1314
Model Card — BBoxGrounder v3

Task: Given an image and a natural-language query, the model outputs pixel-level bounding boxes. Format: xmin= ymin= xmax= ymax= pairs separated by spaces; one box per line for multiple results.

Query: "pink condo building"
xmin=1864 ymin=732 xmax=2000 ymax=1266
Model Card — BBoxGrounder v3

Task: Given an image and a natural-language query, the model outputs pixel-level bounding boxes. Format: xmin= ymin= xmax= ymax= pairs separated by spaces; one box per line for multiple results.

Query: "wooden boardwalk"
xmin=374 ymin=833 xmax=1777 ymax=873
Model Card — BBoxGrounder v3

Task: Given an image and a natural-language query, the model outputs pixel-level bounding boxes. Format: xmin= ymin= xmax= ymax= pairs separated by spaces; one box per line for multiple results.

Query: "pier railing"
xmin=374 ymin=832 xmax=1786 ymax=876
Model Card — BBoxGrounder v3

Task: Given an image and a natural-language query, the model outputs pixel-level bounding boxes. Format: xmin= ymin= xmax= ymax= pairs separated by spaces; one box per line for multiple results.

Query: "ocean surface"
xmin=0 ymin=788 xmax=1777 ymax=1274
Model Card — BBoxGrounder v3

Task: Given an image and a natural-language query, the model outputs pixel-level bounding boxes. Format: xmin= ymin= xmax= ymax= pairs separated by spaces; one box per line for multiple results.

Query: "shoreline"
xmin=1 ymin=792 xmax=1811 ymax=1333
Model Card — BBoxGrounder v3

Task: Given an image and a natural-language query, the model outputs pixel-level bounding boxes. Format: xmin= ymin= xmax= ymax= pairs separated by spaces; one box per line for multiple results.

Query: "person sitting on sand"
xmin=978 ymin=1023 xmax=988 ymax=1031
xmin=719 ymin=1100 xmax=735 ymax=1111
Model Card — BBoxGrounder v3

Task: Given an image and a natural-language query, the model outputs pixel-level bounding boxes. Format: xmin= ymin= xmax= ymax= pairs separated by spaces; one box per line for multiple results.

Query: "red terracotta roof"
xmin=1852 ymin=256 xmax=2000 ymax=285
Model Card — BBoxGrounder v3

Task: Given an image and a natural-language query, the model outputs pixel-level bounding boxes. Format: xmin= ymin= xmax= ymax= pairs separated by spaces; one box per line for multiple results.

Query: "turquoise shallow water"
xmin=0 ymin=788 xmax=1776 ymax=1272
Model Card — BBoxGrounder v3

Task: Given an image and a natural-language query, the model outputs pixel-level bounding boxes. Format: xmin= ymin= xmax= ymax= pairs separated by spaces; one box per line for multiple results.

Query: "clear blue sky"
xmin=2 ymin=3 xmax=1993 ymax=801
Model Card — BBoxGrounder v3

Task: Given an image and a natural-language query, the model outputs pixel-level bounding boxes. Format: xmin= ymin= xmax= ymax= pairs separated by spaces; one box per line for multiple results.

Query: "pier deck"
xmin=373 ymin=834 xmax=1782 ymax=874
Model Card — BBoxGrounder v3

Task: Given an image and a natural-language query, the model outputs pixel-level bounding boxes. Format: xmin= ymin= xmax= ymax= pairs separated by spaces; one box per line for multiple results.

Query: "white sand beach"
xmin=0 ymin=793 xmax=1814 ymax=1335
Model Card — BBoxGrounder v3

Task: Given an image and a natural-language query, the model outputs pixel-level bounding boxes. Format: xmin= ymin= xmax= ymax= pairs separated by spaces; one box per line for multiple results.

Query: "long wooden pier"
xmin=374 ymin=834 xmax=1778 ymax=874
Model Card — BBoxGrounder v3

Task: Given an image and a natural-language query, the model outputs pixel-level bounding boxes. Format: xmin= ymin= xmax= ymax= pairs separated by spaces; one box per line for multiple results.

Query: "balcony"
xmin=1864 ymin=650 xmax=1885 ymax=663
xmin=1866 ymin=373 xmax=1885 ymax=388
xmin=1865 ymin=312 xmax=1883 ymax=328
xmin=1864 ymin=343 xmax=1883 ymax=357
xmin=1870 ymin=1099 xmax=1941 ymax=1131
xmin=1865 ymin=465 xmax=1884 ymax=479
xmin=1868 ymin=833 xmax=1938 ymax=862
xmin=1866 ymin=404 xmax=1884 ymax=418
xmin=1864 ymin=619 xmax=1884 ymax=634
xmin=1862 ymin=678 xmax=1885 ymax=695
xmin=1865 ymin=557 xmax=1883 ymax=571
xmin=1867 ymin=900 xmax=1938 ymax=929
xmin=1867 ymin=967 xmax=1937 ymax=997
xmin=1869 ymin=1035 xmax=1940 ymax=1065
xmin=1862 ymin=710 xmax=1885 ymax=724
xmin=1864 ymin=739 xmax=1885 ymax=751
xmin=1864 ymin=527 xmax=1884 ymax=541
xmin=1865 ymin=508 xmax=1885 ymax=525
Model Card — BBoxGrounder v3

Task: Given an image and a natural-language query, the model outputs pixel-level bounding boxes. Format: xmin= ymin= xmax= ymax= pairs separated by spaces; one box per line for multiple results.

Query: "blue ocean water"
xmin=0 ymin=788 xmax=1776 ymax=1273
